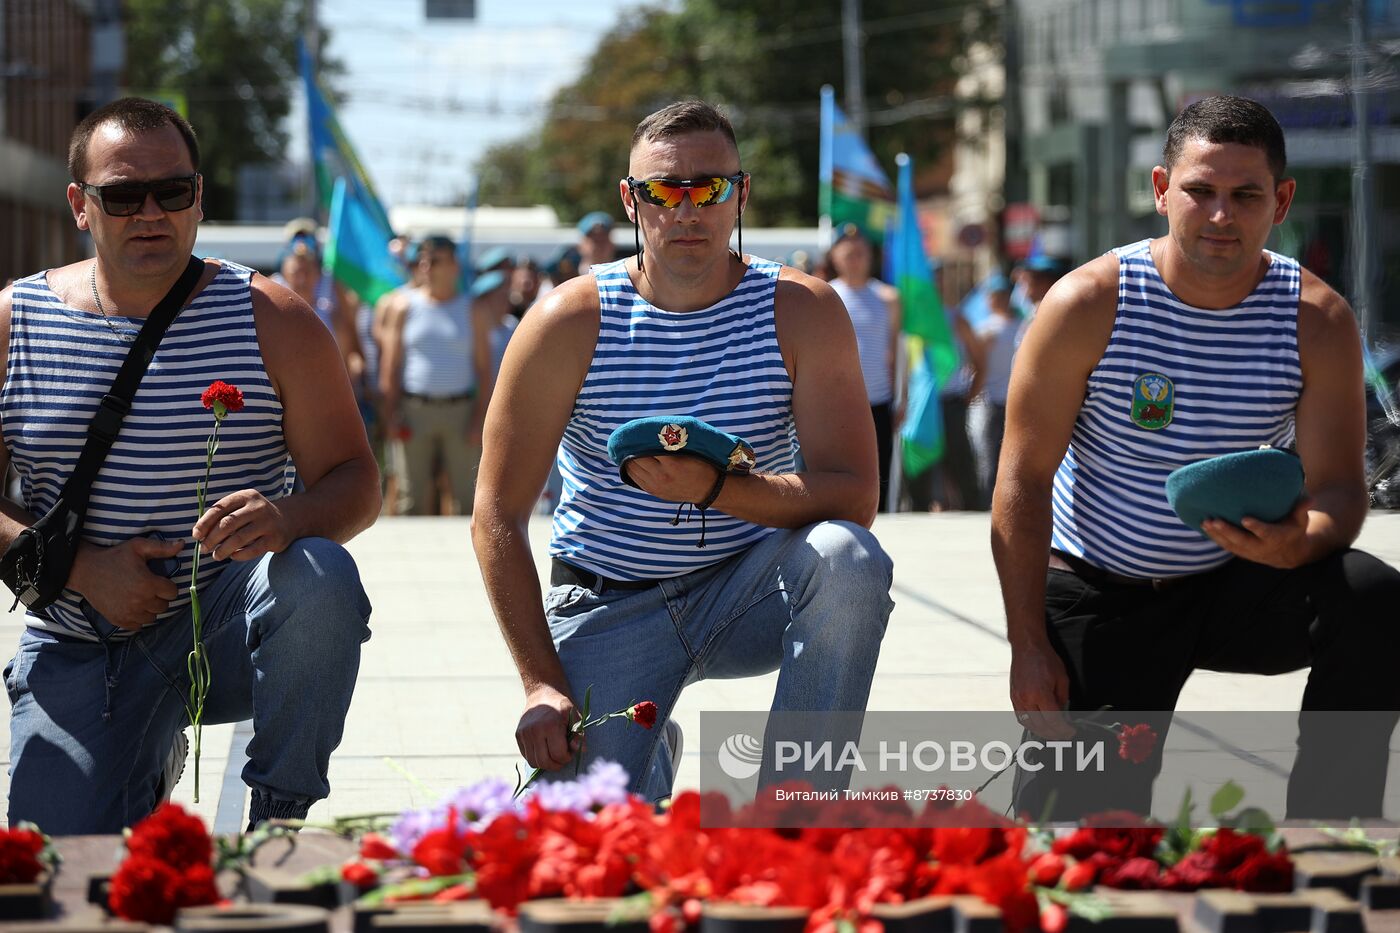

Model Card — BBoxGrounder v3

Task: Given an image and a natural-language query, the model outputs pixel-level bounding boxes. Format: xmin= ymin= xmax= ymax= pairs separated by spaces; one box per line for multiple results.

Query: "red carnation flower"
xmin=1116 ymin=724 xmax=1158 ymax=764
xmin=109 ymin=854 xmax=182 ymax=924
xmin=1100 ymin=856 xmax=1161 ymax=890
xmin=0 ymin=828 xmax=47 ymax=885
xmin=359 ymin=832 xmax=400 ymax=861
xmin=1161 ymin=850 xmax=1228 ymax=891
xmin=1041 ymin=903 xmax=1069 ymax=933
xmin=412 ymin=807 xmax=470 ymax=877
xmin=177 ymin=863 xmax=220 ymax=908
xmin=1027 ymin=852 xmax=1066 ymax=887
xmin=1231 ymin=850 xmax=1294 ymax=893
xmin=200 ymin=380 xmax=244 ymax=415
xmin=125 ymin=803 xmax=212 ymax=871
xmin=342 ymin=860 xmax=380 ymax=889
xmin=1061 ymin=859 xmax=1099 ymax=891
xmin=628 ymin=701 xmax=659 ymax=730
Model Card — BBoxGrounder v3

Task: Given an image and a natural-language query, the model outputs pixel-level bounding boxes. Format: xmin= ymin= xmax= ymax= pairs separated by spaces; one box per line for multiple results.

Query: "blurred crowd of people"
xmin=794 ymin=225 xmax=1067 ymax=514
xmin=286 ymin=212 xmax=1062 ymax=519
xmin=281 ymin=209 xmax=620 ymax=517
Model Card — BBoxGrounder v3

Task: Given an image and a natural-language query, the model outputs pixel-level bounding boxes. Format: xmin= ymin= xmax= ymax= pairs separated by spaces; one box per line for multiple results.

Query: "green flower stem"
xmin=512 ymin=709 xmax=638 ymax=799
xmin=186 ymin=414 xmax=223 ymax=802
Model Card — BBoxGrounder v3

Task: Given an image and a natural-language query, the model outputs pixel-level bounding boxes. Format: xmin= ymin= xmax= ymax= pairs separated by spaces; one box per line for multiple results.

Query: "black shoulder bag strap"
xmin=0 ymin=256 xmax=206 ymax=612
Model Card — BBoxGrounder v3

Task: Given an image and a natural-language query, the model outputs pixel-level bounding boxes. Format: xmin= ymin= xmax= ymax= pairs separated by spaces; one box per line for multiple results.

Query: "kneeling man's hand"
xmin=625 ymin=455 xmax=719 ymax=505
xmin=193 ymin=489 xmax=292 ymax=562
xmin=71 ymin=537 xmax=183 ymax=631
xmin=518 ymin=684 xmax=582 ymax=772
xmin=1010 ymin=641 xmax=1076 ymax=740
xmin=1201 ymin=498 xmax=1312 ymax=569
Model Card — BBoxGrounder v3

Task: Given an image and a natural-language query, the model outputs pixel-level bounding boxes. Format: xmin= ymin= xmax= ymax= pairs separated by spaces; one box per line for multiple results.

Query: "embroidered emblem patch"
xmin=727 ymin=441 xmax=756 ymax=472
xmin=1130 ymin=373 xmax=1174 ymax=430
xmin=658 ymin=424 xmax=688 ymax=451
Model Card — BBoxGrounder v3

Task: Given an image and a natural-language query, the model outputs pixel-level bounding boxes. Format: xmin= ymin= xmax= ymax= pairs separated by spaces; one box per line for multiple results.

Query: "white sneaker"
xmin=154 ymin=731 xmax=188 ymax=802
xmin=664 ymin=719 xmax=684 ymax=787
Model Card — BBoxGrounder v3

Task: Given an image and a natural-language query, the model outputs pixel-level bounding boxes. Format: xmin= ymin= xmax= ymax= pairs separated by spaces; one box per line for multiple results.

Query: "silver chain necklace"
xmin=88 ymin=264 xmax=137 ymax=343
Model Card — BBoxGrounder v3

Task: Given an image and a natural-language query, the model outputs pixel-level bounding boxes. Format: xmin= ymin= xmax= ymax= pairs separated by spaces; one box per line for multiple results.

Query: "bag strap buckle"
xmin=87 ymin=394 xmax=131 ymax=445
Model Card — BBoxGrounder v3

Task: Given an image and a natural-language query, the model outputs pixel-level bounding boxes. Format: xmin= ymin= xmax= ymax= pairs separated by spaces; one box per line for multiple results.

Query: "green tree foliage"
xmin=476 ymin=0 xmax=1000 ymax=228
xmin=123 ymin=0 xmax=339 ymax=220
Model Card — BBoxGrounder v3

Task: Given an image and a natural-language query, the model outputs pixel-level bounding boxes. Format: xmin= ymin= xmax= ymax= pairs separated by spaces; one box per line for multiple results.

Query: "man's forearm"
xmin=280 ymin=456 xmax=381 ymax=544
xmin=712 ymin=470 xmax=877 ymax=529
xmin=1301 ymin=482 xmax=1370 ymax=565
xmin=471 ymin=505 xmax=570 ymax=696
xmin=990 ymin=475 xmax=1054 ymax=650
xmin=0 ymin=499 xmax=40 ymax=552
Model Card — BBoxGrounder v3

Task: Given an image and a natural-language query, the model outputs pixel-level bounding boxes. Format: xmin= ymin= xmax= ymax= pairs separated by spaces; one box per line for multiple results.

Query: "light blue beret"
xmin=607 ymin=416 xmax=756 ymax=488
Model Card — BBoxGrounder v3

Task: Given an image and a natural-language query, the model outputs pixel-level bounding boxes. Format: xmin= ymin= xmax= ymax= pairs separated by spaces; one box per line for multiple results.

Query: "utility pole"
xmin=305 ymin=0 xmax=320 ymax=220
xmin=1351 ymin=0 xmax=1375 ymax=341
xmin=842 ymin=0 xmax=866 ymax=137
xmin=306 ymin=0 xmax=319 ymax=72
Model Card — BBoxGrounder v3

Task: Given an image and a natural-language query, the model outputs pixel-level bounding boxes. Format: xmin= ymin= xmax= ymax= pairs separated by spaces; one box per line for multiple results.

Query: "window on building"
xmin=425 ymin=0 xmax=475 ymax=18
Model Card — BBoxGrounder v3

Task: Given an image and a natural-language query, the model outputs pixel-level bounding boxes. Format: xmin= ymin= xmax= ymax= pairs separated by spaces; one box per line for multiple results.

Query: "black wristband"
xmin=697 ymin=468 xmax=726 ymax=510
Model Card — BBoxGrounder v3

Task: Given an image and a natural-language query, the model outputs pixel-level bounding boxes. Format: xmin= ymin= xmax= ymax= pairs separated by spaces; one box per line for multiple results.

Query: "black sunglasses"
xmin=78 ymin=174 xmax=199 ymax=217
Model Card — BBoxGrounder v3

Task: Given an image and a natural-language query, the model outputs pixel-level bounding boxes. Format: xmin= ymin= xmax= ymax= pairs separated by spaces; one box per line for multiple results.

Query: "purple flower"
xmin=580 ymin=760 xmax=630 ymax=808
xmin=386 ymin=762 xmax=637 ymax=852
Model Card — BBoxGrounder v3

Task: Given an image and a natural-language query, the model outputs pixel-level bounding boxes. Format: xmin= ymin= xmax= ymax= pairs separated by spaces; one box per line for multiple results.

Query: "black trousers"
xmin=1013 ymin=548 xmax=1400 ymax=822
xmin=872 ymin=402 xmax=893 ymax=513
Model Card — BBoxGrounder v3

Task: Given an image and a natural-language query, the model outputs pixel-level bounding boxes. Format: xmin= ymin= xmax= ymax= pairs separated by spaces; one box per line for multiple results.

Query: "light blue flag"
xmin=299 ymin=40 xmax=393 ymax=235
xmin=324 ymin=177 xmax=406 ymax=306
xmin=819 ymin=85 xmax=895 ymax=242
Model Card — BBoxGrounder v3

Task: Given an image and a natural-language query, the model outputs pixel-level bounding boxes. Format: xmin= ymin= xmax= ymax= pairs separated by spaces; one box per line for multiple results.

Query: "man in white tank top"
xmin=473 ymin=100 xmax=894 ymax=802
xmin=0 ymin=98 xmax=381 ymax=833
xmin=993 ymin=96 xmax=1400 ymax=822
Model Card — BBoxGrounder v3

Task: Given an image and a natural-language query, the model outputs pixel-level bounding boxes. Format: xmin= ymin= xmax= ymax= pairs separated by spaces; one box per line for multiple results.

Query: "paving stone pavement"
xmin=3 ymin=511 xmax=1400 ymax=830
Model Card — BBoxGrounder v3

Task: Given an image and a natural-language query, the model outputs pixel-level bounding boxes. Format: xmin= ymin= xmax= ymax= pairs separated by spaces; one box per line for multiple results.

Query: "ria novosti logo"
xmin=717 ymin=733 xmax=763 ymax=780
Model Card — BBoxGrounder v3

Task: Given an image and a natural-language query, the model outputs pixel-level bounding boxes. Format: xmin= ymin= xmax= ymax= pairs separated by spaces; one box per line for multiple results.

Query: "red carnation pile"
xmin=1047 ymin=822 xmax=1292 ymax=895
xmin=109 ymin=803 xmax=220 ymax=924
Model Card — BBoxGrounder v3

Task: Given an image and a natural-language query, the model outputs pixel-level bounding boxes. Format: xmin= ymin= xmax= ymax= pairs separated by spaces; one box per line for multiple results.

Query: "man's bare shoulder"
xmin=773 ymin=265 xmax=850 ymax=326
xmin=250 ymin=270 xmax=318 ymax=323
xmin=1018 ymin=253 xmax=1120 ymax=369
xmin=519 ymin=273 xmax=601 ymax=341
xmin=1041 ymin=253 xmax=1119 ymax=320
xmin=249 ymin=270 xmax=338 ymax=357
xmin=1296 ymin=266 xmax=1357 ymax=345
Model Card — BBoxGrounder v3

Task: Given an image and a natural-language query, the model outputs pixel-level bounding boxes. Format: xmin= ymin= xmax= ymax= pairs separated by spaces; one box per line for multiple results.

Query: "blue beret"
xmin=577 ymin=211 xmax=614 ymax=236
xmin=469 ymin=268 xmax=507 ymax=297
xmin=1165 ymin=447 xmax=1305 ymax=532
xmin=1023 ymin=254 xmax=1065 ymax=273
xmin=607 ymin=416 xmax=756 ymax=488
xmin=475 ymin=247 xmax=510 ymax=272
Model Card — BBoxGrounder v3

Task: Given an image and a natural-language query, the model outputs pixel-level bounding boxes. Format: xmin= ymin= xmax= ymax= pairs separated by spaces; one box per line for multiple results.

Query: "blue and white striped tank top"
xmin=549 ymin=257 xmax=799 ymax=580
xmin=828 ymin=278 xmax=893 ymax=405
xmin=3 ymin=261 xmax=294 ymax=640
xmin=401 ymin=290 xmax=474 ymax=397
xmin=1050 ymin=239 xmax=1302 ymax=579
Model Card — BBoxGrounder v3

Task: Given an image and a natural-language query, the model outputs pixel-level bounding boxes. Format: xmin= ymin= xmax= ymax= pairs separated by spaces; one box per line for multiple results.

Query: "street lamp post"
xmin=1351 ymin=0 xmax=1375 ymax=343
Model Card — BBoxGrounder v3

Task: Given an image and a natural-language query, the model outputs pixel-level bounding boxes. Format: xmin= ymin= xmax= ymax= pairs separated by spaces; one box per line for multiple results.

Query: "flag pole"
xmin=818 ymin=85 xmax=836 ymax=251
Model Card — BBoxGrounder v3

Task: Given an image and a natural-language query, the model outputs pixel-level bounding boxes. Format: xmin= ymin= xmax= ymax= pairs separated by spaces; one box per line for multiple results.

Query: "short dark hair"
xmin=1163 ymin=95 xmax=1286 ymax=180
xmin=632 ymin=99 xmax=738 ymax=155
xmin=419 ymin=234 xmax=458 ymax=256
xmin=68 ymin=97 xmax=199 ymax=183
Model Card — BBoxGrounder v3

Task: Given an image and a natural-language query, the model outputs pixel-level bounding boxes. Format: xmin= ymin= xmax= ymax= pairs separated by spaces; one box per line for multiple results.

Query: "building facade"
xmin=1010 ymin=0 xmax=1400 ymax=321
xmin=1 ymin=0 xmax=121 ymax=285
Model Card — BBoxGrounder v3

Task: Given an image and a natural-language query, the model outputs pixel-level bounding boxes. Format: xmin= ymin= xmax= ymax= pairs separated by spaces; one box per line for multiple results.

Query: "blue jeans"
xmin=544 ymin=521 xmax=894 ymax=800
xmin=5 ymin=538 xmax=371 ymax=834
